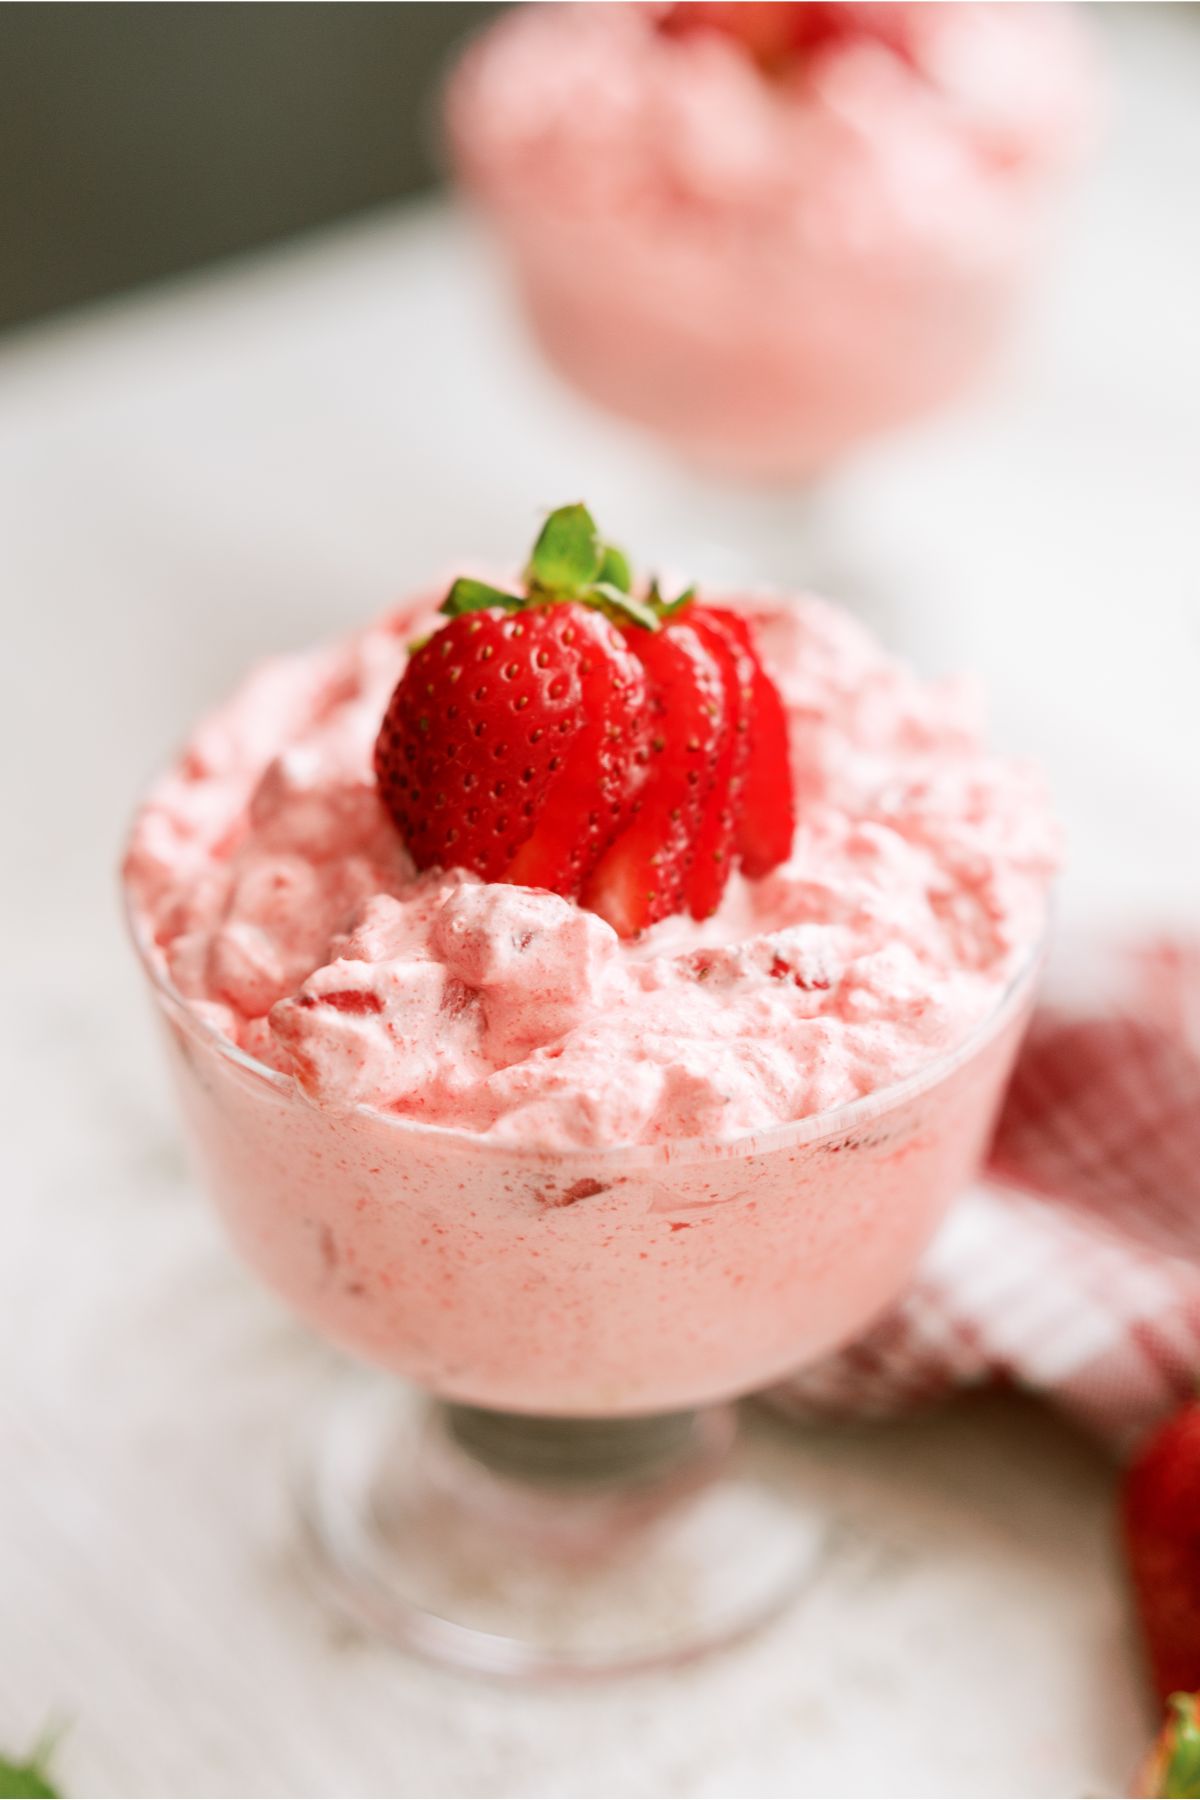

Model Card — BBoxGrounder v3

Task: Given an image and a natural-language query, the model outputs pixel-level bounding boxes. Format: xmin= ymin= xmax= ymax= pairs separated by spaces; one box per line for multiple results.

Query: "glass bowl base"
xmin=293 ymin=1376 xmax=826 ymax=1678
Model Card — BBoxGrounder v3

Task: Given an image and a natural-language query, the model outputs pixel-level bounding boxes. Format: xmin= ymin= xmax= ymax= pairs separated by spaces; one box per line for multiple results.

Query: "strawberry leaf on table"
xmin=1161 ymin=1695 xmax=1200 ymax=1799
xmin=0 ymin=1740 xmax=61 ymax=1799
xmin=1139 ymin=1693 xmax=1200 ymax=1799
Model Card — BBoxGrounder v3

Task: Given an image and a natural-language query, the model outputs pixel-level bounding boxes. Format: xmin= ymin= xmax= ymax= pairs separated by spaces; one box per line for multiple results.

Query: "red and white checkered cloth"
xmin=771 ymin=939 xmax=1200 ymax=1454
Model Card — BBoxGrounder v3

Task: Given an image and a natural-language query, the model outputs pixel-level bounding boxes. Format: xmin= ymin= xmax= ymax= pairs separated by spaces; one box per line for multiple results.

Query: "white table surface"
xmin=3 ymin=7 xmax=1198 ymax=1795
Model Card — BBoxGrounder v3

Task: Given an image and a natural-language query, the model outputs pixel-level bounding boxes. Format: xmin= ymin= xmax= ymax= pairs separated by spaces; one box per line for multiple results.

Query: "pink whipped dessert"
xmin=126 ymin=511 xmax=1054 ymax=1412
xmin=448 ymin=2 xmax=1095 ymax=479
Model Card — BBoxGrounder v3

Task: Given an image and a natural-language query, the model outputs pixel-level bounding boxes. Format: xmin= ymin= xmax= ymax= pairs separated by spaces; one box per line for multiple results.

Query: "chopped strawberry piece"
xmin=707 ymin=609 xmax=796 ymax=878
xmin=583 ymin=622 xmax=727 ymax=937
xmin=685 ymin=611 xmax=755 ymax=920
xmin=1124 ymin=1400 xmax=1200 ymax=1705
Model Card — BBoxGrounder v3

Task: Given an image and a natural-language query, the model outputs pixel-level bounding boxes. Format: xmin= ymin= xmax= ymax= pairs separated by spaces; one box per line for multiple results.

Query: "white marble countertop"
xmin=3 ymin=6 xmax=1198 ymax=1794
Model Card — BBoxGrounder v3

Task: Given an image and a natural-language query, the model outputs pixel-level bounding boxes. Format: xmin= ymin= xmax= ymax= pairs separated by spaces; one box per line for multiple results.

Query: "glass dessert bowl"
xmin=124 ymin=507 xmax=1055 ymax=1672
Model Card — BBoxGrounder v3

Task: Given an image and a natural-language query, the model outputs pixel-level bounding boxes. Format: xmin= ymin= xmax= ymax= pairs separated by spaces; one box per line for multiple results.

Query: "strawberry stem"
xmin=1160 ymin=1694 xmax=1200 ymax=1799
xmin=440 ymin=503 xmax=696 ymax=634
xmin=526 ymin=502 xmax=603 ymax=596
xmin=597 ymin=542 xmax=632 ymax=593
xmin=441 ymin=577 xmax=523 ymax=617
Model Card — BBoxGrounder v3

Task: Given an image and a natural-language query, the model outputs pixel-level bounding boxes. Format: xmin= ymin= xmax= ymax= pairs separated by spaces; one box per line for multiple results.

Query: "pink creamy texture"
xmin=126 ymin=592 xmax=1055 ymax=1152
xmin=447 ymin=4 xmax=1096 ymax=477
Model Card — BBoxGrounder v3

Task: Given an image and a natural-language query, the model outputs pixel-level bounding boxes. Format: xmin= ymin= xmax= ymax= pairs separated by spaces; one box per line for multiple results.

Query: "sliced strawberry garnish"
xmin=708 ymin=608 xmax=796 ymax=878
xmin=376 ymin=602 xmax=647 ymax=891
xmin=684 ymin=612 xmax=755 ymax=920
xmin=374 ymin=505 xmax=795 ymax=935
xmin=582 ymin=622 xmax=727 ymax=937
xmin=504 ymin=609 xmax=648 ymax=896
xmin=376 ymin=605 xmax=590 ymax=881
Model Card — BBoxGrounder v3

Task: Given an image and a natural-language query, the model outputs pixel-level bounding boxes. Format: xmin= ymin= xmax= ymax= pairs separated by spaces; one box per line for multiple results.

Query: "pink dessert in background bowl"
xmin=123 ymin=507 xmax=1054 ymax=1668
xmin=447 ymin=2 xmax=1096 ymax=479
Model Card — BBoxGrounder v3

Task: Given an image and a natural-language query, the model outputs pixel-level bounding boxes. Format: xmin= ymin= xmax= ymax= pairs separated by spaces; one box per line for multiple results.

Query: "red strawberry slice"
xmin=375 ymin=603 xmax=641 ymax=887
xmin=1124 ymin=1399 xmax=1200 ymax=1705
xmin=505 ymin=610 xmax=648 ymax=896
xmin=583 ymin=622 xmax=728 ymax=937
xmin=708 ymin=608 xmax=796 ymax=878
xmin=685 ymin=611 xmax=755 ymax=920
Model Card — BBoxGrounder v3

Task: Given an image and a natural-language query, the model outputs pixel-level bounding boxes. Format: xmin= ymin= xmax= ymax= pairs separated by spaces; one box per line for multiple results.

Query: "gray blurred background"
xmin=7 ymin=4 xmax=1198 ymax=339
xmin=0 ymin=2 xmax=500 ymax=334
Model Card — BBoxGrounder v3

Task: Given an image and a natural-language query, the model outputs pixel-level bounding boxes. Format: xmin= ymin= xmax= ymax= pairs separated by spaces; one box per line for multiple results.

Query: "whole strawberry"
xmin=1124 ymin=1400 xmax=1200 ymax=1706
xmin=1135 ymin=1693 xmax=1200 ymax=1799
xmin=374 ymin=504 xmax=795 ymax=935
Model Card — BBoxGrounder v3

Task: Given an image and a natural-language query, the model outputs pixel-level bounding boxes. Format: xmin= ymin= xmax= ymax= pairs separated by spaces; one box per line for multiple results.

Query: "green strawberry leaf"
xmin=0 ymin=1764 xmax=58 ymax=1800
xmin=584 ymin=582 xmax=661 ymax=632
xmin=526 ymin=504 xmax=602 ymax=597
xmin=1161 ymin=1695 xmax=1200 ymax=1799
xmin=434 ymin=506 xmax=693 ymax=639
xmin=441 ymin=577 xmax=524 ymax=618
xmin=596 ymin=541 xmax=633 ymax=594
xmin=0 ymin=1734 xmax=62 ymax=1800
xmin=647 ymin=578 xmax=697 ymax=619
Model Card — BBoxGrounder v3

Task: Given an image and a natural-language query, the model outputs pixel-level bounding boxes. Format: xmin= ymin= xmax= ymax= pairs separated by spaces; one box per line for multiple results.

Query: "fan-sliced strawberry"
xmin=709 ymin=608 xmax=796 ymax=878
xmin=684 ymin=611 xmax=755 ymax=920
xmin=582 ymin=622 xmax=728 ymax=937
xmin=505 ymin=610 xmax=648 ymax=896
xmin=374 ymin=504 xmax=796 ymax=933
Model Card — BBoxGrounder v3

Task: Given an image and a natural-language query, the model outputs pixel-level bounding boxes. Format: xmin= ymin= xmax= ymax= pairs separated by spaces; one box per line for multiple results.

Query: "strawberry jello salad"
xmin=448 ymin=2 xmax=1095 ymax=478
xmin=125 ymin=505 xmax=1053 ymax=1410
xmin=127 ymin=505 xmax=1053 ymax=1150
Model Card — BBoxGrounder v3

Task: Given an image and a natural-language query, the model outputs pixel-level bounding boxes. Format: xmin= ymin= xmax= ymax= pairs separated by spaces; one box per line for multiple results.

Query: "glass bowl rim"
xmin=124 ymin=874 xmax=1048 ymax=1171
